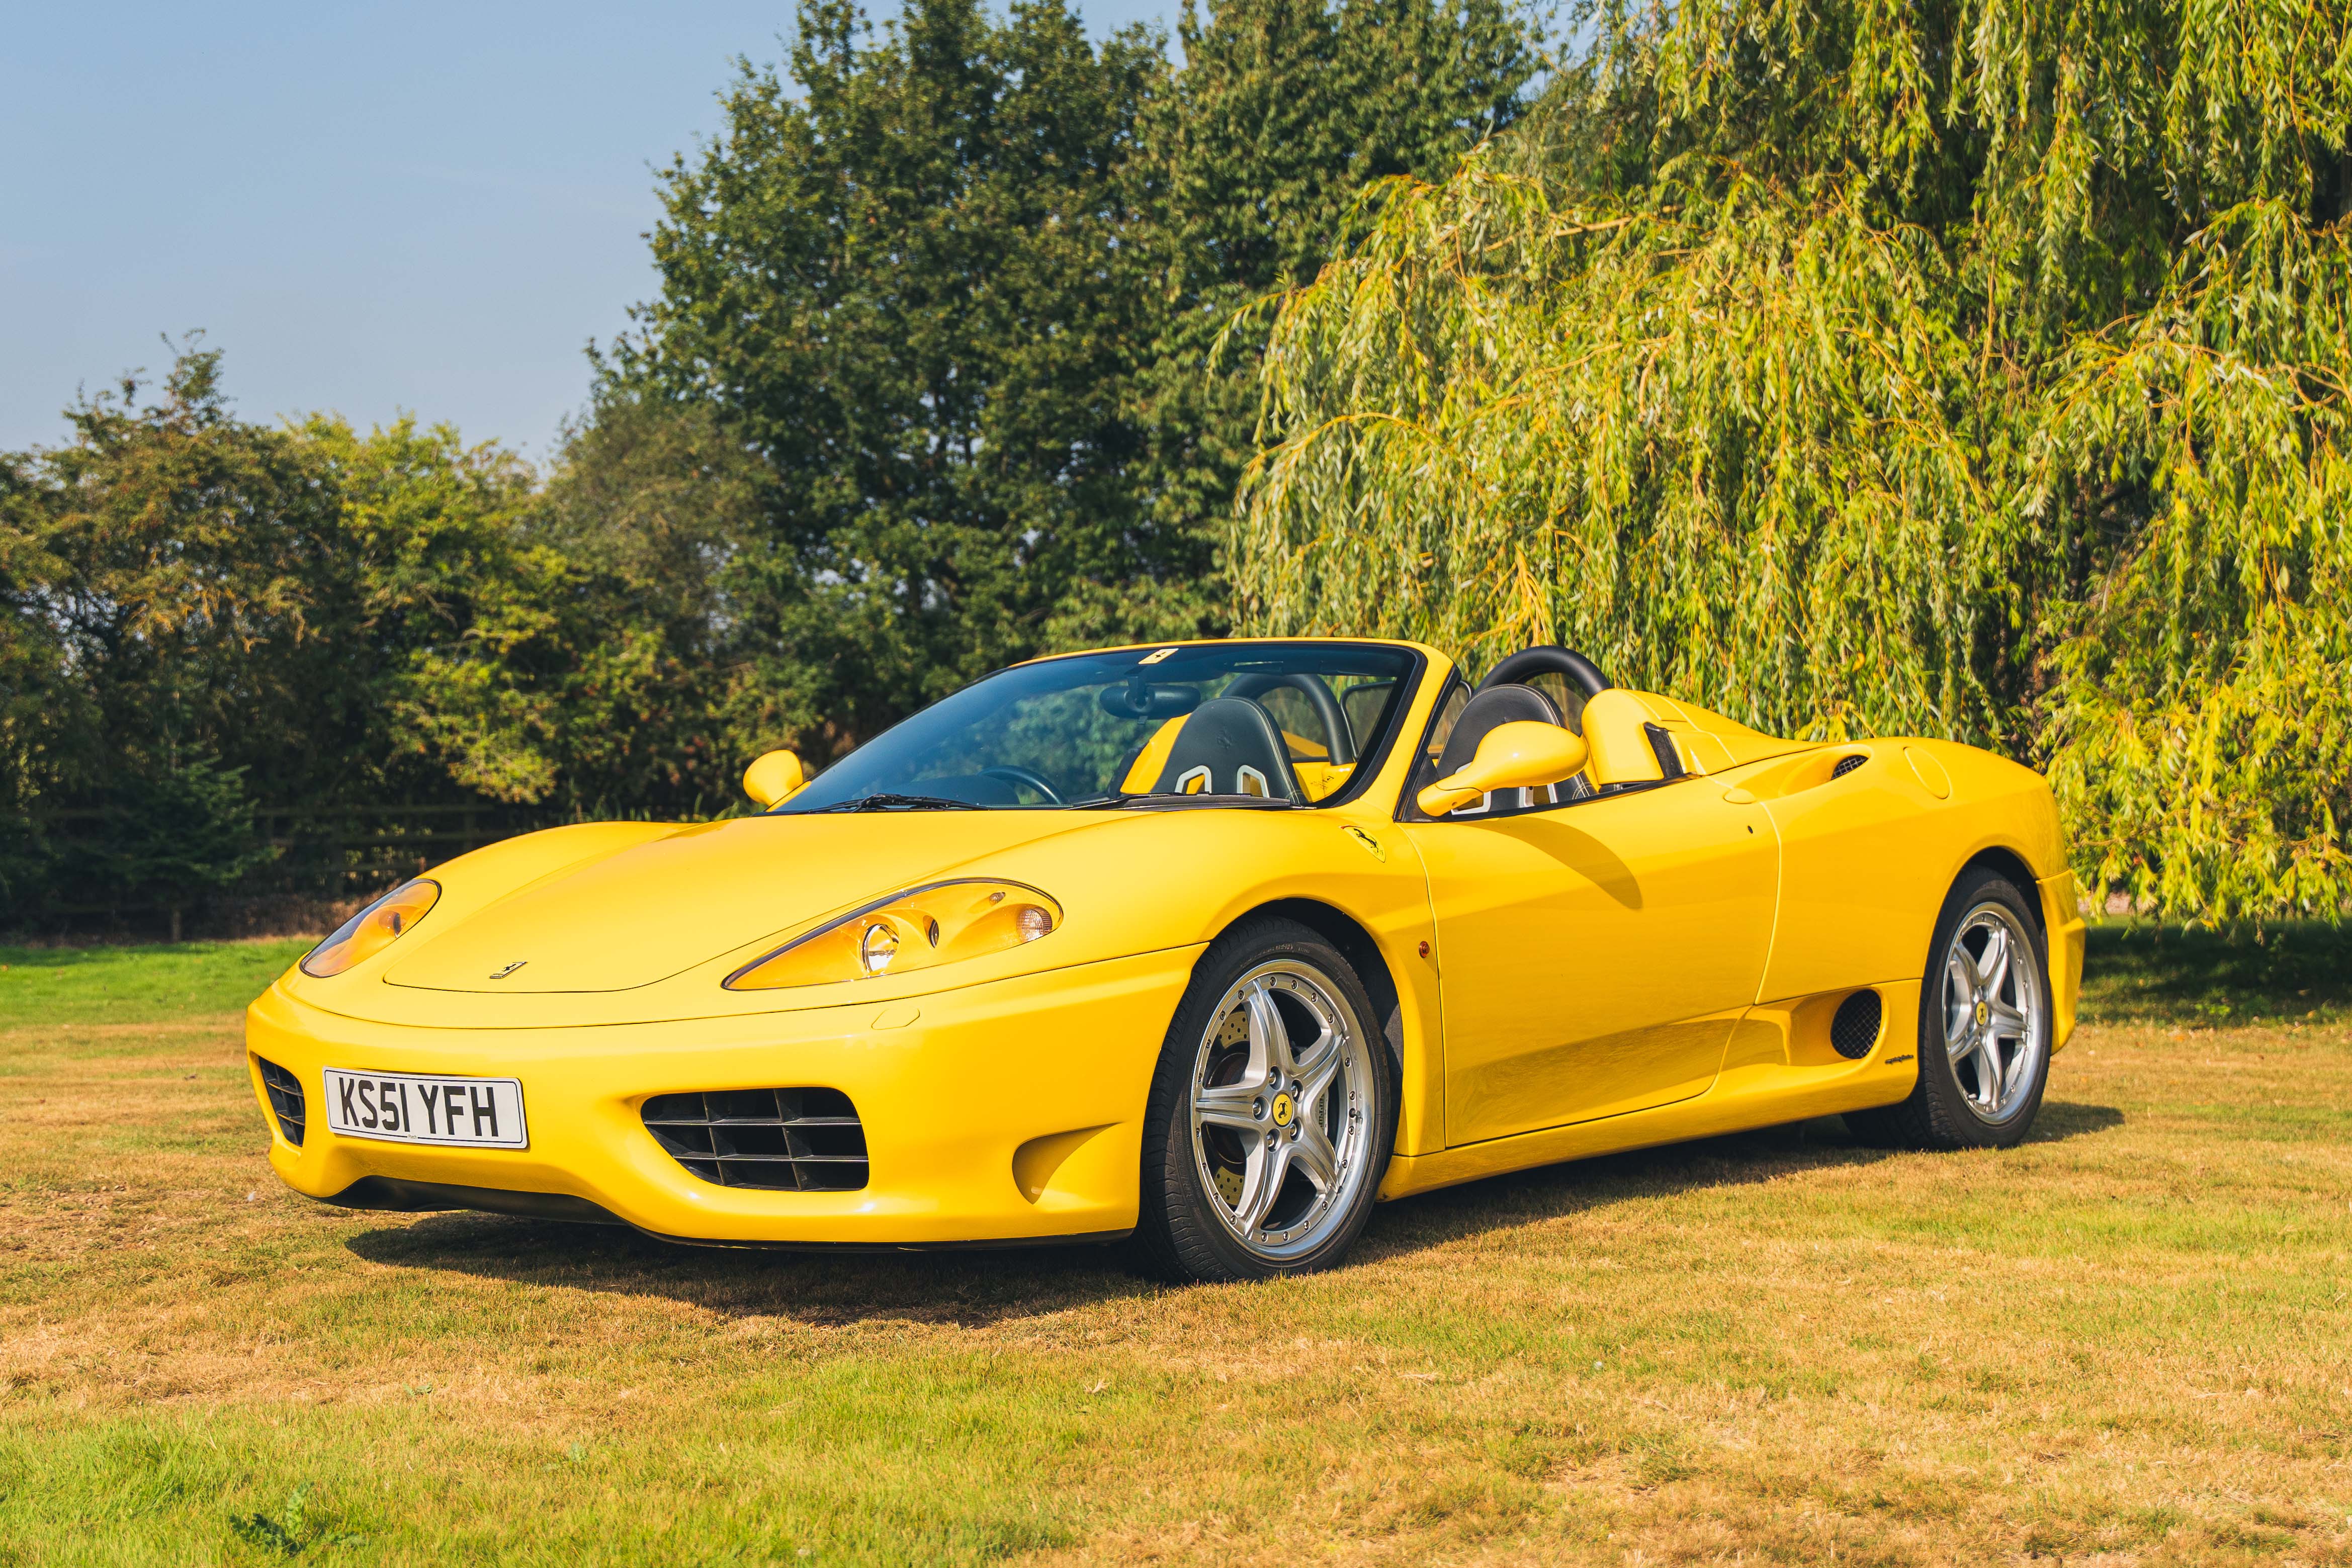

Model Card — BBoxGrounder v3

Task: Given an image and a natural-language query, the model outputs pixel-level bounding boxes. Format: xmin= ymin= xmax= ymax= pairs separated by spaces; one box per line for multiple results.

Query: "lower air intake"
xmin=256 ymin=1058 xmax=306 ymax=1145
xmin=1831 ymin=990 xmax=1883 ymax=1060
xmin=640 ymin=1088 xmax=869 ymax=1191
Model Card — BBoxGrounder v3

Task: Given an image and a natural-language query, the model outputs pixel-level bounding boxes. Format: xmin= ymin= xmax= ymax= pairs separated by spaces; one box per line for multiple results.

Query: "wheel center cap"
xmin=1974 ymin=999 xmax=1990 ymax=1030
xmin=1270 ymin=1092 xmax=1295 ymax=1128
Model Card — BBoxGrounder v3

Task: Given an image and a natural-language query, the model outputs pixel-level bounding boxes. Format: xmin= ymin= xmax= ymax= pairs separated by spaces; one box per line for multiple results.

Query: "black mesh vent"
xmin=1831 ymin=990 xmax=1883 ymax=1060
xmin=1642 ymin=722 xmax=1687 ymax=779
xmin=641 ymin=1088 xmax=868 ymax=1191
xmin=1831 ymin=752 xmax=1867 ymax=779
xmin=256 ymin=1058 xmax=306 ymax=1145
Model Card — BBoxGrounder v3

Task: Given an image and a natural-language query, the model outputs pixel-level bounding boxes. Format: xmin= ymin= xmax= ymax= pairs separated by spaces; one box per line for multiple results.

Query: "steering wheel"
xmin=1226 ymin=673 xmax=1356 ymax=765
xmin=981 ymin=764 xmax=1064 ymax=805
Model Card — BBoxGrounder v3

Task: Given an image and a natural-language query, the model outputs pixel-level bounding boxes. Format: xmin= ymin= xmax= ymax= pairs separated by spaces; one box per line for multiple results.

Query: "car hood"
xmin=382 ymin=810 xmax=1105 ymax=995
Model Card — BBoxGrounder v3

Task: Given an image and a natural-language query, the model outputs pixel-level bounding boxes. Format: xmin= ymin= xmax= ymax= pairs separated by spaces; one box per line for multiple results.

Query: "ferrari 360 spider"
xmin=247 ymin=639 xmax=2085 ymax=1281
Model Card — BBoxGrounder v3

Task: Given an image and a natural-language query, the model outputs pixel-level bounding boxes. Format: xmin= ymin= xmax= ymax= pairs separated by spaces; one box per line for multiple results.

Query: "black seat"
xmin=1429 ymin=683 xmax=1592 ymax=816
xmin=1149 ymin=698 xmax=1302 ymax=800
xmin=1434 ymin=683 xmax=1562 ymax=777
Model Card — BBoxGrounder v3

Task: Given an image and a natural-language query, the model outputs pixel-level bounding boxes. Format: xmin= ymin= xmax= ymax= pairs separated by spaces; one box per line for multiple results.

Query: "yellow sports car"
xmin=248 ymin=639 xmax=2085 ymax=1281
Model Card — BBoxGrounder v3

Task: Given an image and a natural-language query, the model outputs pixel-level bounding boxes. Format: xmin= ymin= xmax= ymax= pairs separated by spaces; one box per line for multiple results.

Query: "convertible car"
xmin=247 ymin=639 xmax=2085 ymax=1282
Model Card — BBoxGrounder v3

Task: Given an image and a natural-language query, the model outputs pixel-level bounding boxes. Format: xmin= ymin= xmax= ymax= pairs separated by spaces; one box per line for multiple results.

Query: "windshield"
xmin=778 ymin=642 xmax=1421 ymax=812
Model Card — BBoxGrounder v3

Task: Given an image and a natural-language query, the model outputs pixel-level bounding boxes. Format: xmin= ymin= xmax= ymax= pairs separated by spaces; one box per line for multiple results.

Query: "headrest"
xmin=1435 ymin=683 xmax=1563 ymax=778
xmin=1149 ymin=698 xmax=1301 ymax=800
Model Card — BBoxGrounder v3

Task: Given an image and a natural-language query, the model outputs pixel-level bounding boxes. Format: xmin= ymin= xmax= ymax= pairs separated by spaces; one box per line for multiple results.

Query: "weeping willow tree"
xmin=1233 ymin=0 xmax=2352 ymax=920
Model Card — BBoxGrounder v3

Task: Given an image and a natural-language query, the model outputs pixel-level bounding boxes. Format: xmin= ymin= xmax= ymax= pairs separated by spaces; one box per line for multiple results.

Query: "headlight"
xmin=724 ymin=880 xmax=1061 ymax=990
xmin=300 ymin=879 xmax=441 ymax=978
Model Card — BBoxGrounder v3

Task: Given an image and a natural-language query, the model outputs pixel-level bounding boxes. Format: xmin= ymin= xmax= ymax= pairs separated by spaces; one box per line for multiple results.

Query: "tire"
xmin=1847 ymin=864 xmax=2053 ymax=1151
xmin=1130 ymin=916 xmax=1400 ymax=1283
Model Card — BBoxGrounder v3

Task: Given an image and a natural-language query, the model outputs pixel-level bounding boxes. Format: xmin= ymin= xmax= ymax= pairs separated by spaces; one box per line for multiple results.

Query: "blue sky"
xmin=3 ymin=1 xmax=1174 ymax=462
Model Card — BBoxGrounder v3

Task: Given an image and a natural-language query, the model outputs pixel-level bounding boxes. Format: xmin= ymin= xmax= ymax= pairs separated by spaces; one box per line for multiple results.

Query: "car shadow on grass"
xmin=340 ymin=1100 xmax=2124 ymax=1319
xmin=1351 ymin=1099 xmax=2126 ymax=1263
xmin=343 ymin=1210 xmax=1157 ymax=1327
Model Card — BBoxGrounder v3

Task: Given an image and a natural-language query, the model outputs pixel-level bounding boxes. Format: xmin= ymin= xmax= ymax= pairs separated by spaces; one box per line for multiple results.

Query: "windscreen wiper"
xmin=1067 ymin=791 xmax=1295 ymax=810
xmin=814 ymin=793 xmax=980 ymax=812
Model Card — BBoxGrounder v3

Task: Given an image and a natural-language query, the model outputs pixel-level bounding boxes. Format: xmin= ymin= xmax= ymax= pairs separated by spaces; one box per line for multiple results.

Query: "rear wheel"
xmin=1848 ymin=865 xmax=2052 ymax=1150
xmin=1131 ymin=917 xmax=1398 ymax=1282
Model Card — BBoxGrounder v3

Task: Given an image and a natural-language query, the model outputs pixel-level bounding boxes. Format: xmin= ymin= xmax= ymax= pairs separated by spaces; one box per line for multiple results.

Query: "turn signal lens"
xmin=725 ymin=880 xmax=1062 ymax=990
xmin=300 ymin=879 xmax=441 ymax=978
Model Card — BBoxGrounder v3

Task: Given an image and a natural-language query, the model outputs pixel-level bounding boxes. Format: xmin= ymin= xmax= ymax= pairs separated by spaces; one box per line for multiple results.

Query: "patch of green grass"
xmin=2079 ymin=920 xmax=2352 ymax=1025
xmin=2 ymin=926 xmax=2349 ymax=1562
xmin=0 ymin=939 xmax=310 ymax=1028
xmin=4 ymin=1007 xmax=2350 ymax=1564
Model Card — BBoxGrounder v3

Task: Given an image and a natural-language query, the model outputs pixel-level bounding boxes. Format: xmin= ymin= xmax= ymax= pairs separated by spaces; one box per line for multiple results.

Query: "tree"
xmin=617 ymin=0 xmax=1169 ymax=756
xmin=0 ymin=345 xmax=363 ymax=814
xmin=526 ymin=392 xmax=779 ymax=809
xmin=85 ymin=755 xmax=277 ymax=941
xmin=1233 ymin=0 xmax=2352 ymax=921
xmin=0 ymin=346 xmax=754 ymax=857
xmin=615 ymin=0 xmax=1547 ymax=750
xmin=1118 ymin=0 xmax=1543 ymax=640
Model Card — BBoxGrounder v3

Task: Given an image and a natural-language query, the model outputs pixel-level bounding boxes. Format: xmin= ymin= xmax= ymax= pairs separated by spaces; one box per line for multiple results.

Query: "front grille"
xmin=1831 ymin=990 xmax=1883 ymax=1059
xmin=640 ymin=1088 xmax=868 ymax=1191
xmin=256 ymin=1058 xmax=306 ymax=1145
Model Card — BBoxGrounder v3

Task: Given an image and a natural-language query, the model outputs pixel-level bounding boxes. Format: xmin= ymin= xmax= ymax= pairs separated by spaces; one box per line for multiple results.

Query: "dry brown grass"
xmin=3 ymin=1005 xmax=2349 ymax=1565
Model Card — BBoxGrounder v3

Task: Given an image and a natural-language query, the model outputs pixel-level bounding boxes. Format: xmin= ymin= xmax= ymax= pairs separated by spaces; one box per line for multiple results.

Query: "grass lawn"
xmin=0 ymin=940 xmax=311 ymax=1029
xmin=2 ymin=927 xmax=2348 ymax=1564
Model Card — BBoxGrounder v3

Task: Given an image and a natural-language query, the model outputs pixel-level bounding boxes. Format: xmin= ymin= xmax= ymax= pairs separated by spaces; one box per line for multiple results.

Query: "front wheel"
xmin=1131 ymin=917 xmax=1399 ymax=1283
xmin=1848 ymin=865 xmax=2053 ymax=1150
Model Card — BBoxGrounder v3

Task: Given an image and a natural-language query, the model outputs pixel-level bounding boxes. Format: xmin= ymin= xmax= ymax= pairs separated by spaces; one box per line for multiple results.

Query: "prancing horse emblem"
xmin=489 ymin=961 xmax=528 ymax=980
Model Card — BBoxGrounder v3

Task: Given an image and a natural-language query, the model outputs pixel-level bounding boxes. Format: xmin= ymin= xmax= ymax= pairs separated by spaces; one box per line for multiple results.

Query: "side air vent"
xmin=1831 ymin=752 xmax=1867 ymax=779
xmin=1641 ymin=722 xmax=1687 ymax=780
xmin=256 ymin=1058 xmax=306 ymax=1145
xmin=1831 ymin=990 xmax=1883 ymax=1060
xmin=640 ymin=1088 xmax=869 ymax=1191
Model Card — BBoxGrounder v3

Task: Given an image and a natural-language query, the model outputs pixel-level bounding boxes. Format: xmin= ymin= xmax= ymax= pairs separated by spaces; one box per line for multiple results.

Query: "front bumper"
xmin=245 ymin=946 xmax=1200 ymax=1246
xmin=2037 ymin=870 xmax=2087 ymax=1050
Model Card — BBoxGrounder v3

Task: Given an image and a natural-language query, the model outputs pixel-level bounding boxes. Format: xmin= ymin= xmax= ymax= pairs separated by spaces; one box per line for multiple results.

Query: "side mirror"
xmin=1416 ymin=722 xmax=1590 ymax=818
xmin=743 ymin=749 xmax=808 ymax=808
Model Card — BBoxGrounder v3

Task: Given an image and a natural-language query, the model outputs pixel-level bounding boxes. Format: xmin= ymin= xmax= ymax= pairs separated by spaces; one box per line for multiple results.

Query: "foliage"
xmin=1 ymin=347 xmax=765 ymax=927
xmin=82 ymin=756 xmax=278 ymax=938
xmin=616 ymin=0 xmax=1171 ymax=754
xmin=615 ymin=0 xmax=1548 ymax=749
xmin=1122 ymin=0 xmax=1544 ymax=635
xmin=0 ymin=350 xmax=357 ymax=816
xmin=226 ymin=1482 xmax=366 ymax=1558
xmin=526 ymin=393 xmax=779 ymax=799
xmin=1234 ymin=0 xmax=2352 ymax=920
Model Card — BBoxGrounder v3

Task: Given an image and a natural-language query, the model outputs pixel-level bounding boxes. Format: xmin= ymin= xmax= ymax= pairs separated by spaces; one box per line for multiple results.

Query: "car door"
xmin=1402 ymin=777 xmax=1779 ymax=1147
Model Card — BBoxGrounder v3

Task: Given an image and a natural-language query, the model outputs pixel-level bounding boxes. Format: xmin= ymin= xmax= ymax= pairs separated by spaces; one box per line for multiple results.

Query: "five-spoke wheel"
xmin=1135 ymin=917 xmax=1397 ymax=1281
xmin=1848 ymin=864 xmax=2053 ymax=1150
xmin=1939 ymin=901 xmax=2046 ymax=1124
xmin=1188 ymin=963 xmax=1376 ymax=1258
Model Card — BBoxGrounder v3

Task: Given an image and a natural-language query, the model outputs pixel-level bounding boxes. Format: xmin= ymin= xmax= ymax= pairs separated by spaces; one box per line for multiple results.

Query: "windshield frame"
xmin=770 ymin=639 xmax=1431 ymax=814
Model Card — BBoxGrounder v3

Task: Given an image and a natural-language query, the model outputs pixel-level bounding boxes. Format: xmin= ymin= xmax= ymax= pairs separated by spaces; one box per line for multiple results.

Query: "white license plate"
xmin=321 ymin=1068 xmax=528 ymax=1149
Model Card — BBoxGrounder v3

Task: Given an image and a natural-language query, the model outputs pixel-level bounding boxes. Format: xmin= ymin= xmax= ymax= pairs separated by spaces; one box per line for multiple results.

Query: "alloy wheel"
xmin=1187 ymin=961 xmax=1377 ymax=1260
xmin=1939 ymin=902 xmax=2047 ymax=1125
